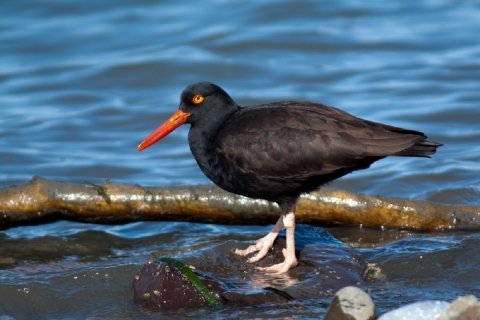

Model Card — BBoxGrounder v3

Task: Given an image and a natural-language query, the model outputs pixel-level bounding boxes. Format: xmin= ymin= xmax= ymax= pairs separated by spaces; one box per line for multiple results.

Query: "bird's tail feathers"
xmin=393 ymin=139 xmax=442 ymax=157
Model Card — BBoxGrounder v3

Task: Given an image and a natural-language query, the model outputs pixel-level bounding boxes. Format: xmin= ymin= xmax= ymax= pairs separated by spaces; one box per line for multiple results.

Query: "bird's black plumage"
xmin=138 ymin=81 xmax=442 ymax=273
xmin=183 ymin=83 xmax=440 ymax=203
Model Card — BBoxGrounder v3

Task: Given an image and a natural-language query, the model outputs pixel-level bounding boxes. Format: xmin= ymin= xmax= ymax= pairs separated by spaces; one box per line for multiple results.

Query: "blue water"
xmin=1 ymin=0 xmax=480 ymax=318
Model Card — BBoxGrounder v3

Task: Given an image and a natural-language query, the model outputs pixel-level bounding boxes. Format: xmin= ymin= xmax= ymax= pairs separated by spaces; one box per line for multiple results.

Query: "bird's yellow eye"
xmin=192 ymin=94 xmax=204 ymax=104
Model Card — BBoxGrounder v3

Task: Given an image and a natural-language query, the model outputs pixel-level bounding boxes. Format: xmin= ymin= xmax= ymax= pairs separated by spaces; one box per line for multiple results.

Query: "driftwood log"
xmin=0 ymin=176 xmax=479 ymax=231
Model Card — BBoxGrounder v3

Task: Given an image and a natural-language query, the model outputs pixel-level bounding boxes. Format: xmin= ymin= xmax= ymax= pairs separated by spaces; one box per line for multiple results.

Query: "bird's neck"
xmin=187 ymin=106 xmax=239 ymax=180
xmin=188 ymin=126 xmax=217 ymax=170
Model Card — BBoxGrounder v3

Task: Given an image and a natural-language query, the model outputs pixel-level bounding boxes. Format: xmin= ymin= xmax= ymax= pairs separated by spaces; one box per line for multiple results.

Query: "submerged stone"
xmin=133 ymin=260 xmax=225 ymax=309
xmin=133 ymin=225 xmax=376 ymax=310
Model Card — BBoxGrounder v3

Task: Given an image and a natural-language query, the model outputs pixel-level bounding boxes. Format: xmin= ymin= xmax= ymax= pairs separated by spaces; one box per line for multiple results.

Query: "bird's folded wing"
xmin=214 ymin=102 xmax=426 ymax=182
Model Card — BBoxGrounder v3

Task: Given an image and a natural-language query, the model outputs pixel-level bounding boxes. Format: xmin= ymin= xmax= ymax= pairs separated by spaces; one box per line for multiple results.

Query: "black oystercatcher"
xmin=138 ymin=82 xmax=441 ymax=274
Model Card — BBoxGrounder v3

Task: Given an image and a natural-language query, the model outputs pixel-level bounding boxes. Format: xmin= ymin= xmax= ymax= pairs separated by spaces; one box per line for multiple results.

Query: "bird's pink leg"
xmin=234 ymin=215 xmax=284 ymax=262
xmin=259 ymin=211 xmax=298 ymax=274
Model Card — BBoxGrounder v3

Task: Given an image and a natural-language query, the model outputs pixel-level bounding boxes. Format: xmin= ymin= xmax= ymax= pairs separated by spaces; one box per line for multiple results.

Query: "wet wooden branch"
xmin=0 ymin=176 xmax=479 ymax=231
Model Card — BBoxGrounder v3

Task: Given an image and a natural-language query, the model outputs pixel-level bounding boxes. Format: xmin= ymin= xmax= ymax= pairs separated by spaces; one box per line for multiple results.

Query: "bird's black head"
xmin=178 ymin=82 xmax=239 ymax=126
xmin=137 ymin=82 xmax=240 ymax=151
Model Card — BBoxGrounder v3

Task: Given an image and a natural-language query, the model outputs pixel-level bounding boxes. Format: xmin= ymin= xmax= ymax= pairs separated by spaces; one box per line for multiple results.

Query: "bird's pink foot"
xmin=234 ymin=212 xmax=298 ymax=274
xmin=259 ymin=259 xmax=298 ymax=274
xmin=234 ymin=232 xmax=277 ymax=262
xmin=257 ymin=248 xmax=298 ymax=274
xmin=234 ymin=216 xmax=284 ymax=262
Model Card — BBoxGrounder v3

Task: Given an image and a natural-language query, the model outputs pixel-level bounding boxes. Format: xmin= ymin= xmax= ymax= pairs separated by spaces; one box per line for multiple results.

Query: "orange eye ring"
xmin=192 ymin=94 xmax=204 ymax=104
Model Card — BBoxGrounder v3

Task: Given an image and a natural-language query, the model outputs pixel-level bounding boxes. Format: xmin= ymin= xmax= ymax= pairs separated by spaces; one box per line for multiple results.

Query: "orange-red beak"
xmin=137 ymin=109 xmax=191 ymax=151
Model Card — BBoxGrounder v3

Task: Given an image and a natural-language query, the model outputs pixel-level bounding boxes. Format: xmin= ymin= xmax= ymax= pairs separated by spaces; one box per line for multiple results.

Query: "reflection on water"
xmin=1 ymin=0 xmax=480 ymax=318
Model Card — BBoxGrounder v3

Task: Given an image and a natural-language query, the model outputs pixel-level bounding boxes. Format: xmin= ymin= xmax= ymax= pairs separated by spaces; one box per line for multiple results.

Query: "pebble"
xmin=324 ymin=286 xmax=375 ymax=320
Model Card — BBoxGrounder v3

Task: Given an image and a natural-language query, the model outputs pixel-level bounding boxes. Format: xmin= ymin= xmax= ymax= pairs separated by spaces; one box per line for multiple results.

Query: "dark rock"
xmin=133 ymin=259 xmax=294 ymax=310
xmin=133 ymin=226 xmax=377 ymax=310
xmin=133 ymin=260 xmax=225 ymax=309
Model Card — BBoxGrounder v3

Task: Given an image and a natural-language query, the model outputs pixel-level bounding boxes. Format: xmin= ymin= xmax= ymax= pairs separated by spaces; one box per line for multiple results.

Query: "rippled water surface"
xmin=1 ymin=0 xmax=480 ymax=318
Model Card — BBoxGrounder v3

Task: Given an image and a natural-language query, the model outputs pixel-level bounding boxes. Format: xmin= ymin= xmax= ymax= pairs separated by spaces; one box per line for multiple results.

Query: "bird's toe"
xmin=258 ymin=258 xmax=298 ymax=274
xmin=234 ymin=244 xmax=258 ymax=257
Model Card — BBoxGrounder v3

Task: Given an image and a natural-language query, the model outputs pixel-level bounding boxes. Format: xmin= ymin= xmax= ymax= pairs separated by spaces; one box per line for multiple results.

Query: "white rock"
xmin=378 ymin=300 xmax=450 ymax=320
